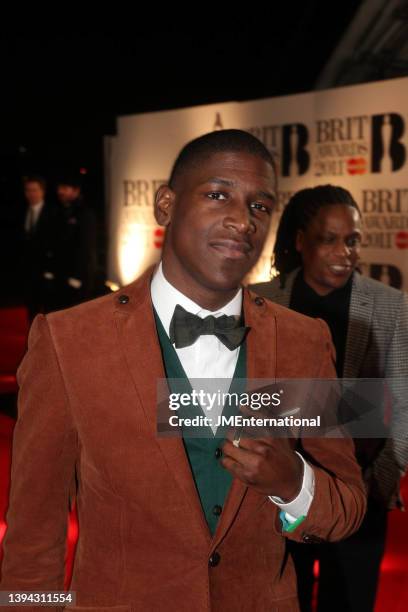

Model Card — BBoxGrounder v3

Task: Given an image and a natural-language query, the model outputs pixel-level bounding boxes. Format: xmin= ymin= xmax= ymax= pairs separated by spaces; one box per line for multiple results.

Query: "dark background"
xmin=0 ymin=3 xmax=365 ymax=289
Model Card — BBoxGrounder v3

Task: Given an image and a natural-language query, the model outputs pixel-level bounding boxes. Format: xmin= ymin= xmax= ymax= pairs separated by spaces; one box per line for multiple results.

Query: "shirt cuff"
xmin=268 ymin=451 xmax=315 ymax=522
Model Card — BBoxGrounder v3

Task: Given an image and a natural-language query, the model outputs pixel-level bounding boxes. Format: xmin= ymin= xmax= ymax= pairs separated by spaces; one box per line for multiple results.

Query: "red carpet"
xmin=0 ymin=412 xmax=406 ymax=609
xmin=375 ymin=474 xmax=408 ymax=611
xmin=0 ymin=306 xmax=29 ymax=395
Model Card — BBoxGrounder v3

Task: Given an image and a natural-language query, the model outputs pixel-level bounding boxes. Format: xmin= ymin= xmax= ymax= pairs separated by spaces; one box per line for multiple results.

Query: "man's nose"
xmin=334 ymin=240 xmax=352 ymax=257
xmin=224 ymin=199 xmax=255 ymax=234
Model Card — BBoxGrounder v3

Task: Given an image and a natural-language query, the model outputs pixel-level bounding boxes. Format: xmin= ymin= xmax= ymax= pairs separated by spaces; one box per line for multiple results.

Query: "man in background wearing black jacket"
xmin=55 ymin=176 xmax=97 ymax=309
xmin=20 ymin=175 xmax=59 ymax=318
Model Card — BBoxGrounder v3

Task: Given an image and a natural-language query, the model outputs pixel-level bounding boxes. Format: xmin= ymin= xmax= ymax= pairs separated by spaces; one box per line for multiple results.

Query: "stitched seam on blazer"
xmin=43 ymin=314 xmax=77 ymax=429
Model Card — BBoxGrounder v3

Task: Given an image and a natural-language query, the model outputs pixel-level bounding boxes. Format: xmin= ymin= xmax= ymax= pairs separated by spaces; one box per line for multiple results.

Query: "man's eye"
xmin=321 ymin=235 xmax=335 ymax=244
xmin=346 ymin=236 xmax=361 ymax=248
xmin=207 ymin=192 xmax=226 ymax=200
xmin=250 ymin=202 xmax=270 ymax=214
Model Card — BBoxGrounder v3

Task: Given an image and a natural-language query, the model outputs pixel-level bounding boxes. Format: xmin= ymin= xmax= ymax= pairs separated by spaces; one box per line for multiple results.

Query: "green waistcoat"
xmin=154 ymin=311 xmax=246 ymax=534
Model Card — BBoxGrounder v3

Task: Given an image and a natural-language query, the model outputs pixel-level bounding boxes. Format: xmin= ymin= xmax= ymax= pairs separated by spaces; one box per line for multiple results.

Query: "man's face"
xmin=24 ymin=181 xmax=45 ymax=206
xmin=155 ymin=151 xmax=276 ymax=305
xmin=57 ymin=184 xmax=80 ymax=204
xmin=296 ymin=204 xmax=362 ymax=296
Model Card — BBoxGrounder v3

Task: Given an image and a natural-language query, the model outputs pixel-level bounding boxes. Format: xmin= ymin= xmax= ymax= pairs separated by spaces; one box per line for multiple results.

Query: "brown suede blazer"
xmin=0 ymin=267 xmax=366 ymax=612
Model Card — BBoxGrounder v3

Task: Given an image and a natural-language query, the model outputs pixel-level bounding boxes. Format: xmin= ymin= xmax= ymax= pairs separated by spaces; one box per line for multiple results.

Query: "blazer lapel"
xmin=114 ymin=268 xmax=211 ymax=545
xmin=343 ymin=272 xmax=374 ymax=378
xmin=212 ymin=289 xmax=277 ymax=548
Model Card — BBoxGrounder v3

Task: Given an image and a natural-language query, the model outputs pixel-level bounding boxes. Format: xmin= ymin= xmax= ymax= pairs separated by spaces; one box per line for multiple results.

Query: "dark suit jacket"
xmin=0 ymin=267 xmax=366 ymax=611
xmin=19 ymin=201 xmax=59 ymax=314
xmin=55 ymin=199 xmax=98 ymax=305
xmin=20 ymin=201 xmax=58 ymax=275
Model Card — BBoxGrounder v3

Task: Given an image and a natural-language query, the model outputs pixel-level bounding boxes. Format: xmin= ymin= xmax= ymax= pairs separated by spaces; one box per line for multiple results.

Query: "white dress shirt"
xmin=150 ymin=262 xmax=314 ymax=521
xmin=151 ymin=262 xmax=241 ymax=383
xmin=25 ymin=201 xmax=44 ymax=232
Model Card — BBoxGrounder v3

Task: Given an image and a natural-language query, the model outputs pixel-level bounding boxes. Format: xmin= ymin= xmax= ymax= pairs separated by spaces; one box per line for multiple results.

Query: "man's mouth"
xmin=328 ymin=264 xmax=352 ymax=275
xmin=210 ymin=239 xmax=252 ymax=260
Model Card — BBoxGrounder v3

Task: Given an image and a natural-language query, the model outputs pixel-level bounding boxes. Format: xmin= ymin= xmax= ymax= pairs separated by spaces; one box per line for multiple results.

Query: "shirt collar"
xmin=29 ymin=201 xmax=44 ymax=213
xmin=150 ymin=261 xmax=243 ymax=336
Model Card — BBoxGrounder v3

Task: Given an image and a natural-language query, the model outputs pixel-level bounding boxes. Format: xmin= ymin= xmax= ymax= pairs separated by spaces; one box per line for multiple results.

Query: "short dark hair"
xmin=57 ymin=174 xmax=82 ymax=189
xmin=23 ymin=174 xmax=47 ymax=191
xmin=168 ymin=129 xmax=276 ymax=188
xmin=274 ymin=184 xmax=361 ymax=284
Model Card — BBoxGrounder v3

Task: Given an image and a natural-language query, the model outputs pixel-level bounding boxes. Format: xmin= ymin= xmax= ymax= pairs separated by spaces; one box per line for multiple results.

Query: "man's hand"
xmin=221 ymin=435 xmax=304 ymax=502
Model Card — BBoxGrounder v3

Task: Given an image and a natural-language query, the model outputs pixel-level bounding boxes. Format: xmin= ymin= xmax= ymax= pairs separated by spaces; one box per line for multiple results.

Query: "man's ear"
xmin=295 ymin=229 xmax=304 ymax=253
xmin=154 ymin=185 xmax=175 ymax=227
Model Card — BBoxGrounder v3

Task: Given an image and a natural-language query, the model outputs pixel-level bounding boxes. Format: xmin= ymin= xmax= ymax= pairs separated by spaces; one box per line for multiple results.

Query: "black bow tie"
xmin=169 ymin=304 xmax=249 ymax=351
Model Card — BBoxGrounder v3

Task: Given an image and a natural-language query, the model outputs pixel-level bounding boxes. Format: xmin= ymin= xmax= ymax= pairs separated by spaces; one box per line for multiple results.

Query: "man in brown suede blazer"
xmin=0 ymin=130 xmax=366 ymax=612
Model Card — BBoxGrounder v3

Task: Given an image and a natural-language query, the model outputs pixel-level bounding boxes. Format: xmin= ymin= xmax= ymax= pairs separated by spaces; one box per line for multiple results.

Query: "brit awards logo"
xmin=314 ymin=113 xmax=406 ymax=177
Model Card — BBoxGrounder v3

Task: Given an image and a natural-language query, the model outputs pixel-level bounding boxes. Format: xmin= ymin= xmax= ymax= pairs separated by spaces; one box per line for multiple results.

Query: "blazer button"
xmin=302 ymin=534 xmax=323 ymax=544
xmin=215 ymin=447 xmax=222 ymax=459
xmin=209 ymin=552 xmax=221 ymax=567
xmin=212 ymin=504 xmax=222 ymax=516
xmin=254 ymin=296 xmax=265 ymax=306
xmin=118 ymin=294 xmax=129 ymax=304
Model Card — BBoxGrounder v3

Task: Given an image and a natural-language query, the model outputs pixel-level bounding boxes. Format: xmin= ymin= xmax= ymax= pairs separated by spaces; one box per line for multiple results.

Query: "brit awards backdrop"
xmin=105 ymin=77 xmax=408 ymax=289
